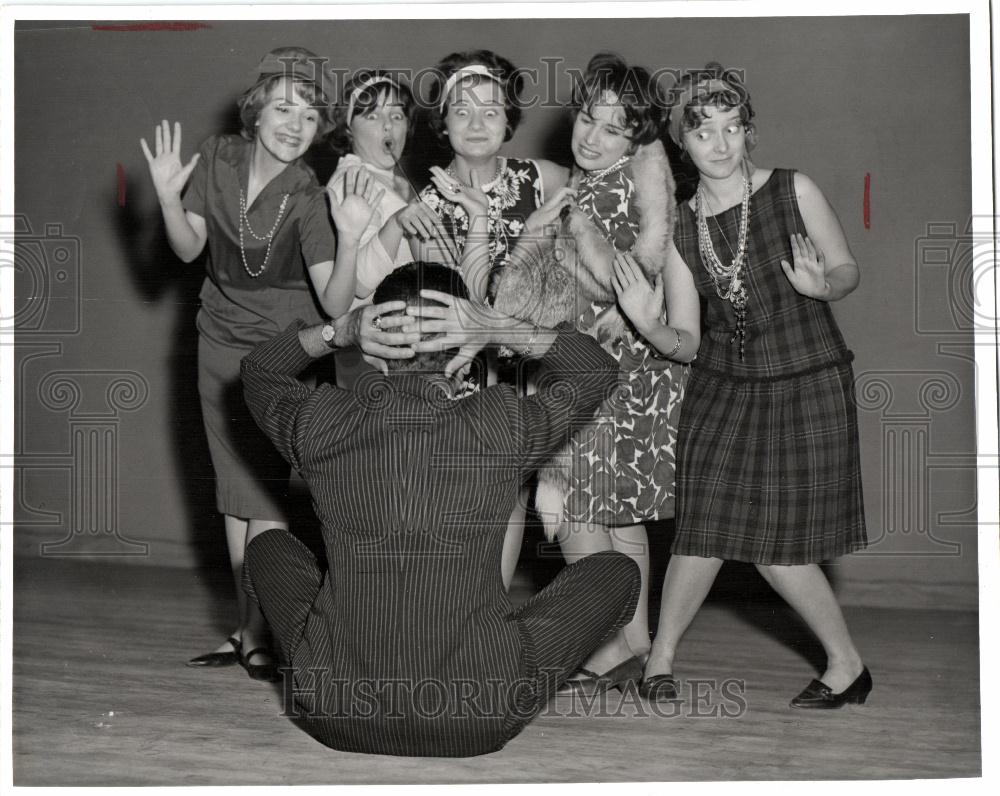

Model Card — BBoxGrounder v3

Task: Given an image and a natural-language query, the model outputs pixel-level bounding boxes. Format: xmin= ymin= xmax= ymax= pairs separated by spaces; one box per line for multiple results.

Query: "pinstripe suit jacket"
xmin=241 ymin=323 xmax=618 ymax=755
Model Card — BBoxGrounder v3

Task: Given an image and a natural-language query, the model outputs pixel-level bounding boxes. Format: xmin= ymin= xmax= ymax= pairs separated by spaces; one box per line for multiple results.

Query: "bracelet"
xmin=651 ymin=327 xmax=682 ymax=360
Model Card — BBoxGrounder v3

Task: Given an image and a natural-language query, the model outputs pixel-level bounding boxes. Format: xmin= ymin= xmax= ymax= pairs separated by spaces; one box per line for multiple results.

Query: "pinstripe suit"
xmin=241 ymin=323 xmax=640 ymax=757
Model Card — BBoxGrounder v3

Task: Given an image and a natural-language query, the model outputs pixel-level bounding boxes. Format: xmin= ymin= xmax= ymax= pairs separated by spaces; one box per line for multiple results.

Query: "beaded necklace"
xmin=695 ymin=175 xmax=752 ymax=359
xmin=579 ymin=154 xmax=630 ymax=185
xmin=238 ymin=188 xmax=290 ymax=278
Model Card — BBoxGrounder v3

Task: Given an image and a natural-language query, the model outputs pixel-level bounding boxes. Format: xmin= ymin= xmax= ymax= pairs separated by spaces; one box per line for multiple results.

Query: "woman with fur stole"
xmin=493 ymin=53 xmax=700 ymax=691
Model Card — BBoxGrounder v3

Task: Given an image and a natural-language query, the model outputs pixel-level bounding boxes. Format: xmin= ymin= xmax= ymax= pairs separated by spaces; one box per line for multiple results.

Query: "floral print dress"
xmin=419 ymin=157 xmax=543 ymax=299
xmin=563 ymin=160 xmax=688 ymax=525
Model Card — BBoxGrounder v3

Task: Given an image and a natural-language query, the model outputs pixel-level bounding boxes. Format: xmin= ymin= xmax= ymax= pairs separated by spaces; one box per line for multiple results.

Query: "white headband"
xmin=439 ymin=64 xmax=503 ymax=111
xmin=346 ymin=75 xmax=399 ymax=123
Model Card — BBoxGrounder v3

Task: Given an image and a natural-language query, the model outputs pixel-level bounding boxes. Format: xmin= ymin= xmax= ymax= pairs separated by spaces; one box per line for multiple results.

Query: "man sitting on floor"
xmin=240 ymin=261 xmax=640 ymax=757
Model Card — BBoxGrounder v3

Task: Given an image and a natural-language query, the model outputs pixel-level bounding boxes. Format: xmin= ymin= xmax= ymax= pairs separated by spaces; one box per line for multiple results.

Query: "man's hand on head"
xmin=342 ymin=301 xmax=420 ymax=371
xmin=297 ymin=301 xmax=420 ymax=368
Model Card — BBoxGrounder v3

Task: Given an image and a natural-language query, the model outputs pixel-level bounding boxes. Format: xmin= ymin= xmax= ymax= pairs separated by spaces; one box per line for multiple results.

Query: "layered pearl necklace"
xmin=695 ymin=176 xmax=752 ymax=360
xmin=238 ymin=188 xmax=290 ymax=278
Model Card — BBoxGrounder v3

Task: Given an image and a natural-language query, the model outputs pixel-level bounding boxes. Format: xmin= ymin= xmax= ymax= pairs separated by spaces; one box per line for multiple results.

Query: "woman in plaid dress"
xmin=640 ymin=64 xmax=871 ymax=708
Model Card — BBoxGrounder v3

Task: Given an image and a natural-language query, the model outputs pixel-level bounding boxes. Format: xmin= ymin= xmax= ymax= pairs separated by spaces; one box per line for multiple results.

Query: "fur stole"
xmin=491 ymin=139 xmax=677 ymax=539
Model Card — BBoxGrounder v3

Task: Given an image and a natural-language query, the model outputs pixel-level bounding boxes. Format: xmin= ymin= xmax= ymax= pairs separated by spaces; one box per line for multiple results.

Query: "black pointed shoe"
xmin=790 ymin=666 xmax=872 ymax=709
xmin=638 ymin=673 xmax=680 ymax=702
xmin=556 ymin=656 xmax=643 ymax=696
xmin=186 ymin=636 xmax=241 ymax=667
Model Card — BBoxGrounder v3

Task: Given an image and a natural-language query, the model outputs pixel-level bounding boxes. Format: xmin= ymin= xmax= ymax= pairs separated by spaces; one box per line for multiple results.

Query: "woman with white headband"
xmin=395 ymin=50 xmax=576 ymax=591
xmin=398 ymin=50 xmax=575 ymax=302
xmin=327 ymin=70 xmax=420 ymax=300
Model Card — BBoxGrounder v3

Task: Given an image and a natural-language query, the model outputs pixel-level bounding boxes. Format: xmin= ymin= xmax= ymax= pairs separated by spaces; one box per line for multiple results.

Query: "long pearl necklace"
xmin=695 ymin=176 xmax=752 ymax=360
xmin=238 ymin=188 xmax=290 ymax=278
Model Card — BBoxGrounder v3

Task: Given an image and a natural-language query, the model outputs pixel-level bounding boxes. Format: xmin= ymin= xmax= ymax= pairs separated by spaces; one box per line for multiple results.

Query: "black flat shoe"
xmin=556 ymin=656 xmax=643 ymax=696
xmin=240 ymin=646 xmax=280 ymax=682
xmin=638 ymin=673 xmax=680 ymax=702
xmin=186 ymin=636 xmax=241 ymax=667
xmin=790 ymin=666 xmax=872 ymax=709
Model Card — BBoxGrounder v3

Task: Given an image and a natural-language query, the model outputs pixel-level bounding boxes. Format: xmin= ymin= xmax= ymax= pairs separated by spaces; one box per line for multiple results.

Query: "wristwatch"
xmin=320 ymin=322 xmax=339 ymax=349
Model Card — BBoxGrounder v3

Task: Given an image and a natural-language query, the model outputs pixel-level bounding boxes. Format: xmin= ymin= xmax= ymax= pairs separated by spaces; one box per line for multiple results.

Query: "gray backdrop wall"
xmin=12 ymin=15 xmax=977 ymax=609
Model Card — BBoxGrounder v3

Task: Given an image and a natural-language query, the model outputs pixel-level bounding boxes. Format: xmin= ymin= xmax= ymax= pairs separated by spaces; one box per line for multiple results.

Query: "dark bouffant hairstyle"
xmin=428 ymin=49 xmax=525 ymax=143
xmin=670 ymin=61 xmax=757 ymax=151
xmin=572 ymin=52 xmax=668 ymax=148
xmin=237 ymin=46 xmax=334 ymax=142
xmin=328 ymin=70 xmax=417 ymax=157
xmin=373 ymin=261 xmax=470 ymax=373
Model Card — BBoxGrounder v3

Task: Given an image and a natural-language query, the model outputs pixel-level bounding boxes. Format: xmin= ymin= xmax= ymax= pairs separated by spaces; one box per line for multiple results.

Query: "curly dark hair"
xmin=373 ymin=261 xmax=470 ymax=373
xmin=668 ymin=61 xmax=757 ymax=150
xmin=428 ymin=49 xmax=525 ymax=144
xmin=237 ymin=47 xmax=334 ymax=142
xmin=572 ymin=52 xmax=668 ymax=148
xmin=328 ymin=70 xmax=417 ymax=157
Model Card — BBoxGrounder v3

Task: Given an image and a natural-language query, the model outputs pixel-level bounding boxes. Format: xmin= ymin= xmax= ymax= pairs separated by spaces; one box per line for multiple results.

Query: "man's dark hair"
xmin=373 ymin=261 xmax=470 ymax=373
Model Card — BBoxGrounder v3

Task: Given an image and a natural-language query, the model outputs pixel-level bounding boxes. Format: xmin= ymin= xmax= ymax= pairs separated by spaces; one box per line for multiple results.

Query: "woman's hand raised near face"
xmin=429 ymin=166 xmax=490 ymax=218
xmin=140 ymin=120 xmax=200 ymax=205
xmin=327 ymin=166 xmax=386 ymax=245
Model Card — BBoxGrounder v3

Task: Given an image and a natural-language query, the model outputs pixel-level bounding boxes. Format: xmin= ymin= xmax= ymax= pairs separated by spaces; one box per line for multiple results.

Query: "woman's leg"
xmin=608 ymin=524 xmax=651 ymax=660
xmin=203 ymin=514 xmax=250 ymax=655
xmin=556 ymin=522 xmax=633 ymax=671
xmin=240 ymin=518 xmax=289 ymax=664
xmin=755 ymin=563 xmax=864 ymax=692
xmin=500 ymin=488 xmax=528 ymax=592
xmin=644 ymin=554 xmax=724 ymax=677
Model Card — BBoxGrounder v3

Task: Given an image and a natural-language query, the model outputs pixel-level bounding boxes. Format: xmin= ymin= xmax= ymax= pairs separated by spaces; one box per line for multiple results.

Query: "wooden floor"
xmin=12 ymin=555 xmax=981 ymax=784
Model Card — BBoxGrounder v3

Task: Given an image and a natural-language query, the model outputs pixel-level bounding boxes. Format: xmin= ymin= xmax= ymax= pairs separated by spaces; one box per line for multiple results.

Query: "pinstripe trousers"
xmin=244 ymin=530 xmax=639 ymax=756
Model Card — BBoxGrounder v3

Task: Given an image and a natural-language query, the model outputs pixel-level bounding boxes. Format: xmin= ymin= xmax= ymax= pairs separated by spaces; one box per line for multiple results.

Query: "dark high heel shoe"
xmin=638 ymin=673 xmax=680 ymax=702
xmin=186 ymin=636 xmax=241 ymax=667
xmin=556 ymin=656 xmax=643 ymax=696
xmin=240 ymin=646 xmax=280 ymax=682
xmin=790 ymin=666 xmax=872 ymax=709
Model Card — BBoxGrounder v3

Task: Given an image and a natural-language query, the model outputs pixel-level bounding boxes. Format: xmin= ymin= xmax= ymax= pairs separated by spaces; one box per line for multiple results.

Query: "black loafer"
xmin=556 ymin=656 xmax=643 ymax=696
xmin=790 ymin=666 xmax=872 ymax=709
xmin=186 ymin=636 xmax=241 ymax=667
xmin=638 ymin=673 xmax=680 ymax=702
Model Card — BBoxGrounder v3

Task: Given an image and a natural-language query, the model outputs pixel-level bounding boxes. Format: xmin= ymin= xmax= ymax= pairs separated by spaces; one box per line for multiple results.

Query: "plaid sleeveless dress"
xmin=672 ymin=168 xmax=866 ymax=563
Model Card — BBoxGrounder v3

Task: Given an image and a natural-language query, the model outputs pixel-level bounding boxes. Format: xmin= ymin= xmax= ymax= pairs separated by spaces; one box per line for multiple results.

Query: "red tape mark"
xmin=92 ymin=22 xmax=212 ymax=32
xmin=863 ymin=172 xmax=871 ymax=229
xmin=116 ymin=163 xmax=126 ymax=207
